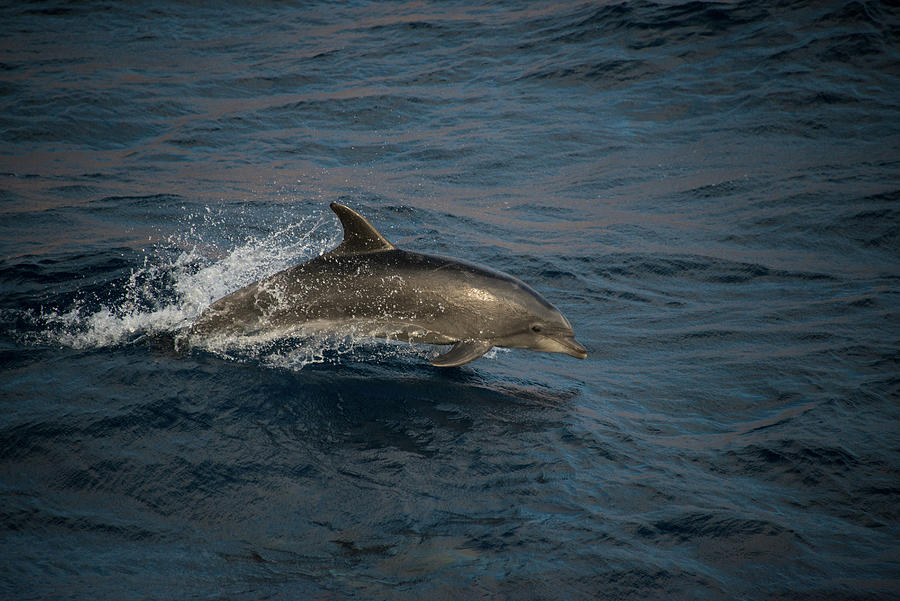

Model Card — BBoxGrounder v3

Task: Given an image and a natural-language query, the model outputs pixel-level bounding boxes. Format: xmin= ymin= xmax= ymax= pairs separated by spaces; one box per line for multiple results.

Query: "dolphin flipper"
xmin=430 ymin=339 xmax=493 ymax=367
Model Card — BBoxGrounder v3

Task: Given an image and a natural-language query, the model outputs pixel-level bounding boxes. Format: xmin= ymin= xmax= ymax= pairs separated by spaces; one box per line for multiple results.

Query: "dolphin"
xmin=187 ymin=203 xmax=587 ymax=367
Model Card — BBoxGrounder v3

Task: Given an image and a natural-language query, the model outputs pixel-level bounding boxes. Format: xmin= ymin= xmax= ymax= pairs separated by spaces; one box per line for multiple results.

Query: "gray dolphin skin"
xmin=188 ymin=203 xmax=587 ymax=367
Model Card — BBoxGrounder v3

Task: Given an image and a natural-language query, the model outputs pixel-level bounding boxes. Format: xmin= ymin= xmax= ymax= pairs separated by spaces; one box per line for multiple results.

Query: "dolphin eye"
xmin=531 ymin=324 xmax=543 ymax=333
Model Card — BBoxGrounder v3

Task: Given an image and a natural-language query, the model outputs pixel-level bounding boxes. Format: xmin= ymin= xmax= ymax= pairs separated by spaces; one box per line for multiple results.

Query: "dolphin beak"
xmin=558 ymin=336 xmax=588 ymax=359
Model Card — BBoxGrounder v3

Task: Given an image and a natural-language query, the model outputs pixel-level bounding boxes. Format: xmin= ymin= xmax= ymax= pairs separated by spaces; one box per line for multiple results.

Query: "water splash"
xmin=27 ymin=208 xmax=339 ymax=359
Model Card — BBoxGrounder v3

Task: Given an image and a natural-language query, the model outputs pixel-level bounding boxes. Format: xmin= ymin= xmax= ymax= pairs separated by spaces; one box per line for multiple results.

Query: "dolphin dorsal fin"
xmin=329 ymin=202 xmax=395 ymax=255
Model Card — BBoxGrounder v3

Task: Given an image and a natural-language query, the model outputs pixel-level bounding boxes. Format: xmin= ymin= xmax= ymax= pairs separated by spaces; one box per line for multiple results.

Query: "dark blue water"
xmin=2 ymin=1 xmax=899 ymax=599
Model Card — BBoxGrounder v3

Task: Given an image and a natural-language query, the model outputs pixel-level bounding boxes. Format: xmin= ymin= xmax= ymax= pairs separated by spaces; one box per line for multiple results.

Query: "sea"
xmin=1 ymin=1 xmax=898 ymax=599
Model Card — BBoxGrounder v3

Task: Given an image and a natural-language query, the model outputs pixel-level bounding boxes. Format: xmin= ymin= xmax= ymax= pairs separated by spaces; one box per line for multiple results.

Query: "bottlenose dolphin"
xmin=188 ymin=203 xmax=587 ymax=367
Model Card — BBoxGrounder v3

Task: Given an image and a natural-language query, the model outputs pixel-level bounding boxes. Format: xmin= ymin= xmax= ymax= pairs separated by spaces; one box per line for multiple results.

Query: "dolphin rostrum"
xmin=188 ymin=203 xmax=587 ymax=367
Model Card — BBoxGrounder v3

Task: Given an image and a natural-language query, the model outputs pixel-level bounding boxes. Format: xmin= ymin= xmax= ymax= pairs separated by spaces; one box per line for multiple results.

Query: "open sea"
xmin=2 ymin=1 xmax=899 ymax=599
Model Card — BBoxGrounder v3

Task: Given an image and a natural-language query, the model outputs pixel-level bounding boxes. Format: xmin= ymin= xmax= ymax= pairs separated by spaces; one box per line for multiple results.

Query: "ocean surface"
xmin=2 ymin=1 xmax=898 ymax=599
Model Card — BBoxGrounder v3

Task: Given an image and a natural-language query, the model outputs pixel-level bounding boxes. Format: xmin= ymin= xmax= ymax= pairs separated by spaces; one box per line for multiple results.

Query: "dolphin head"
xmin=490 ymin=282 xmax=587 ymax=360
xmin=498 ymin=312 xmax=588 ymax=359
xmin=520 ymin=322 xmax=588 ymax=360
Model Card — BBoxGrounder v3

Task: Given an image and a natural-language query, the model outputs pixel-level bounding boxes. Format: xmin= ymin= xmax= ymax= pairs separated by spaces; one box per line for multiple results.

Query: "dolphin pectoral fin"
xmin=429 ymin=340 xmax=493 ymax=367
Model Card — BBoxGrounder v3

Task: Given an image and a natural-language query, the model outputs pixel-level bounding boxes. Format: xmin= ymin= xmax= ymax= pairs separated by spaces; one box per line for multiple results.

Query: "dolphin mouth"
xmin=557 ymin=336 xmax=588 ymax=359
